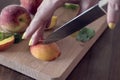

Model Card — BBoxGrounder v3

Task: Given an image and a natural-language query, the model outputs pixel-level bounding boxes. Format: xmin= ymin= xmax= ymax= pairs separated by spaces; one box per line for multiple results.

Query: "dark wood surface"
xmin=0 ymin=0 xmax=120 ymax=80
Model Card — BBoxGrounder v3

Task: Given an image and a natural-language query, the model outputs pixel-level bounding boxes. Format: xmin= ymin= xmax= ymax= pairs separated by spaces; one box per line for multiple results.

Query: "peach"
xmin=0 ymin=35 xmax=14 ymax=51
xmin=46 ymin=16 xmax=58 ymax=30
xmin=20 ymin=0 xmax=43 ymax=15
xmin=30 ymin=42 xmax=60 ymax=61
xmin=0 ymin=5 xmax=31 ymax=33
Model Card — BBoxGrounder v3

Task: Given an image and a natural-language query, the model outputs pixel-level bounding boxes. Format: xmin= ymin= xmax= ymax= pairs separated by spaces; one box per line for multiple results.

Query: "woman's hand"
xmin=22 ymin=0 xmax=120 ymax=46
xmin=22 ymin=0 xmax=66 ymax=46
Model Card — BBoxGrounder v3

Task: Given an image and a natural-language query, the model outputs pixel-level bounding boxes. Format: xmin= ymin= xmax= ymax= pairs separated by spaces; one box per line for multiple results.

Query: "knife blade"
xmin=43 ymin=0 xmax=108 ymax=44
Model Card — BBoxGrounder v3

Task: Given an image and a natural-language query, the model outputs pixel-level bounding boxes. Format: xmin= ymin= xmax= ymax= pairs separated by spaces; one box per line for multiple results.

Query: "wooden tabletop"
xmin=0 ymin=0 xmax=120 ymax=80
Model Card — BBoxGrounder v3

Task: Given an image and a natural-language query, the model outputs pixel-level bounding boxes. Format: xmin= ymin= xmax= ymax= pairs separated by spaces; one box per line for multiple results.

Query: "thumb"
xmin=78 ymin=0 xmax=99 ymax=13
xmin=107 ymin=0 xmax=120 ymax=29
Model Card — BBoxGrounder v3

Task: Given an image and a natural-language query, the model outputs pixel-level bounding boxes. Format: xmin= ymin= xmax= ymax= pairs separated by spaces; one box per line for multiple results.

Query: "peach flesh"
xmin=0 ymin=36 xmax=14 ymax=51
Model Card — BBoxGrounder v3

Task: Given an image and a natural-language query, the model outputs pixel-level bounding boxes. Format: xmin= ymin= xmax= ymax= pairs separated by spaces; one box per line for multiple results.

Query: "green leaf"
xmin=0 ymin=32 xmax=22 ymax=43
xmin=76 ymin=27 xmax=95 ymax=42
xmin=0 ymin=32 xmax=13 ymax=41
xmin=63 ymin=3 xmax=79 ymax=10
xmin=13 ymin=33 xmax=23 ymax=44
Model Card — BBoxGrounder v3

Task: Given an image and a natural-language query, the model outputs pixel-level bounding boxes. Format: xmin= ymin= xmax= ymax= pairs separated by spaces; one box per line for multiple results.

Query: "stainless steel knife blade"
xmin=43 ymin=0 xmax=108 ymax=44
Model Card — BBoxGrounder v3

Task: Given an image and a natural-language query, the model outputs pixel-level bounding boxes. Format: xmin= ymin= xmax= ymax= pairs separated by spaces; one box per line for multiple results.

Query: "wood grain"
xmin=1 ymin=23 xmax=120 ymax=80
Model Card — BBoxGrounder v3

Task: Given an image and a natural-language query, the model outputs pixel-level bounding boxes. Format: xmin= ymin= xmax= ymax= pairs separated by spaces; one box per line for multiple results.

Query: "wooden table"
xmin=0 ymin=0 xmax=120 ymax=80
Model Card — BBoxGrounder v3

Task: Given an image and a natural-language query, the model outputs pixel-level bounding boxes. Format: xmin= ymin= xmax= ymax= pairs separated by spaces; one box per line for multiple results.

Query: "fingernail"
xmin=108 ymin=23 xmax=116 ymax=30
xmin=29 ymin=39 xmax=33 ymax=46
xmin=22 ymin=33 xmax=26 ymax=39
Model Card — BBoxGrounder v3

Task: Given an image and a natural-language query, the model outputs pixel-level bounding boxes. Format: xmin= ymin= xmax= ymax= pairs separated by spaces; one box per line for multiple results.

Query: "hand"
xmin=69 ymin=0 xmax=120 ymax=29
xmin=22 ymin=0 xmax=120 ymax=46
xmin=22 ymin=0 xmax=66 ymax=46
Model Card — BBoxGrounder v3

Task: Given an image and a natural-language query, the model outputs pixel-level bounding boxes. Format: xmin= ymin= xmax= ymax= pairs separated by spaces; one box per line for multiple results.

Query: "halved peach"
xmin=0 ymin=36 xmax=14 ymax=51
xmin=30 ymin=42 xmax=60 ymax=61
xmin=46 ymin=16 xmax=58 ymax=30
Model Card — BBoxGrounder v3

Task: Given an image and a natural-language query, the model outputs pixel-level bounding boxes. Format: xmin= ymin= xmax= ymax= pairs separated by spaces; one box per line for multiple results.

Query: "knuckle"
xmin=109 ymin=1 xmax=120 ymax=12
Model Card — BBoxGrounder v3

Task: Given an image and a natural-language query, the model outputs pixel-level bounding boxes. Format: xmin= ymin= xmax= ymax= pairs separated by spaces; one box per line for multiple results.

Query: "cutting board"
xmin=0 ymin=7 xmax=107 ymax=80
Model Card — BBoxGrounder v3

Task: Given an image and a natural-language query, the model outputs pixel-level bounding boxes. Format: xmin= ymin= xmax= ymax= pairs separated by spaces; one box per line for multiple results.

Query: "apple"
xmin=0 ymin=5 xmax=31 ymax=33
xmin=0 ymin=35 xmax=14 ymax=51
xmin=20 ymin=0 xmax=43 ymax=15
xmin=30 ymin=42 xmax=60 ymax=61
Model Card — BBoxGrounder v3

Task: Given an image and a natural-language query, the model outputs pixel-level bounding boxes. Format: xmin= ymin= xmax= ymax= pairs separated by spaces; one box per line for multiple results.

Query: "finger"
xmin=23 ymin=11 xmax=52 ymax=39
xmin=29 ymin=23 xmax=46 ymax=46
xmin=79 ymin=0 xmax=100 ymax=13
xmin=107 ymin=0 xmax=120 ymax=29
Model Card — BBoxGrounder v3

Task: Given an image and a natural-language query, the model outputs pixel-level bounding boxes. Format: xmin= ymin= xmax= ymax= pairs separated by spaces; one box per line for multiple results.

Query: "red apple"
xmin=0 ymin=5 xmax=31 ymax=33
xmin=20 ymin=0 xmax=43 ymax=15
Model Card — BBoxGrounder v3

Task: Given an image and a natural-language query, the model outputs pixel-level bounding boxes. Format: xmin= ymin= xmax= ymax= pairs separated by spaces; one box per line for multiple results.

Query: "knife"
xmin=43 ymin=0 xmax=108 ymax=44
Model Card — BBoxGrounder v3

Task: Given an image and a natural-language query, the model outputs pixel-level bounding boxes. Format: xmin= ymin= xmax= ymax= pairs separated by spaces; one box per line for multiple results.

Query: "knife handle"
xmin=99 ymin=0 xmax=108 ymax=13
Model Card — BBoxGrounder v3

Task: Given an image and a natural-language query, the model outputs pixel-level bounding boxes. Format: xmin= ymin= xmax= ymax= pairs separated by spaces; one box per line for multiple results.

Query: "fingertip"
xmin=29 ymin=38 xmax=39 ymax=46
xmin=29 ymin=35 xmax=42 ymax=46
xmin=108 ymin=22 xmax=116 ymax=30
xmin=22 ymin=32 xmax=26 ymax=39
xmin=29 ymin=39 xmax=33 ymax=46
xmin=22 ymin=30 xmax=31 ymax=39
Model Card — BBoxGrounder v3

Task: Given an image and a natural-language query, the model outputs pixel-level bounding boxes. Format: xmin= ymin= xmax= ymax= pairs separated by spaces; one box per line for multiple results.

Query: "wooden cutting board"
xmin=0 ymin=7 xmax=107 ymax=80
